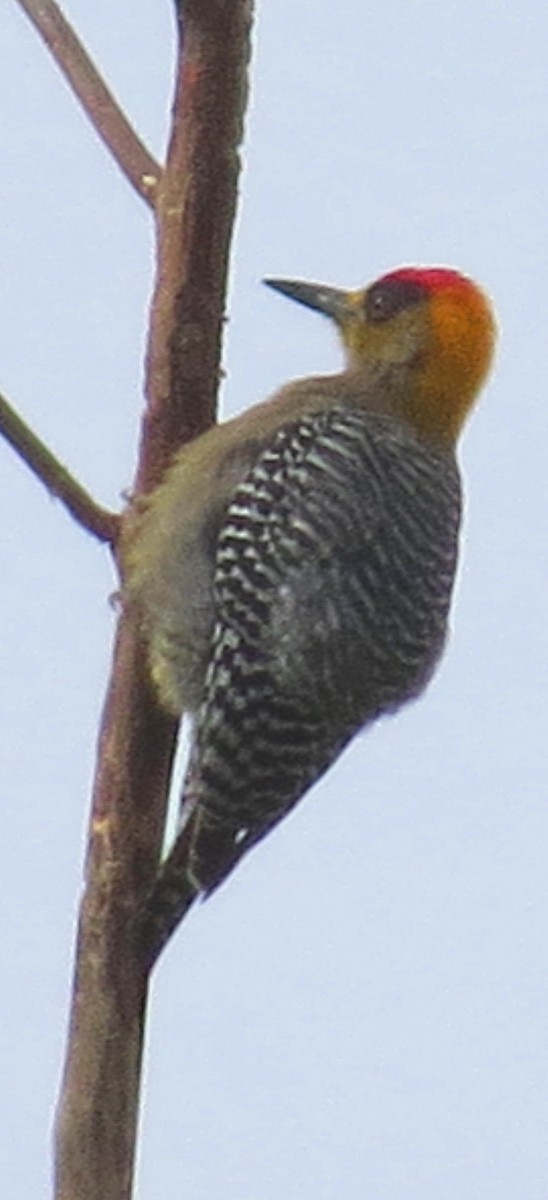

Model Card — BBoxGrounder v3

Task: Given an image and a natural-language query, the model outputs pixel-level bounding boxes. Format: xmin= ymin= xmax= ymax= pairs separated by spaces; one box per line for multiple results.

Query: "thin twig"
xmin=16 ymin=0 xmax=161 ymax=207
xmin=0 ymin=390 xmax=119 ymax=544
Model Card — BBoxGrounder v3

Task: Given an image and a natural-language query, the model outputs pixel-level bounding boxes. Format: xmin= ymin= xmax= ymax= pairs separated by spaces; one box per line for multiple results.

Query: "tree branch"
xmin=0 ymin=389 xmax=119 ymax=544
xmin=54 ymin=629 xmax=177 ymax=1200
xmin=16 ymin=0 xmax=161 ymax=207
xmin=137 ymin=0 xmax=253 ymax=488
xmin=53 ymin=2 xmax=254 ymax=1197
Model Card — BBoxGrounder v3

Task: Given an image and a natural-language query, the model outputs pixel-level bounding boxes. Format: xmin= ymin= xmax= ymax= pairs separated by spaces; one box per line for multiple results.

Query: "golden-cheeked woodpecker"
xmin=124 ymin=266 xmax=496 ymax=958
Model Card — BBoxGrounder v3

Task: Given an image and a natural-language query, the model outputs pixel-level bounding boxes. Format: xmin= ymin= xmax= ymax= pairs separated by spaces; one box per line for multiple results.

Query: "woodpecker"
xmin=125 ymin=266 xmax=496 ymax=959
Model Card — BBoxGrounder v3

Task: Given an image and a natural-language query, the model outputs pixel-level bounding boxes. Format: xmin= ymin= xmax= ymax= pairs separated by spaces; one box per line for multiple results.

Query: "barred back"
xmin=183 ymin=407 xmax=462 ymax=891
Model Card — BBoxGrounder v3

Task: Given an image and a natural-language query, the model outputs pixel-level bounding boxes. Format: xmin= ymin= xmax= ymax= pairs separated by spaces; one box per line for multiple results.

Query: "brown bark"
xmin=53 ymin=626 xmax=176 ymax=1200
xmin=53 ymin=3 xmax=254 ymax=1198
xmin=138 ymin=0 xmax=252 ymax=489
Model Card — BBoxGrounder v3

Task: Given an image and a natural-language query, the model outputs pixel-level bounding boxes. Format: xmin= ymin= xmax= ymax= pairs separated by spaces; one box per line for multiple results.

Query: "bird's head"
xmin=265 ymin=266 xmax=496 ymax=446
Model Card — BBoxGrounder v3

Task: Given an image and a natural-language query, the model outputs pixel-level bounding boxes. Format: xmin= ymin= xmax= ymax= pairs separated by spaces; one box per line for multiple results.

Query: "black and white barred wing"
xmin=182 ymin=407 xmax=460 ymax=893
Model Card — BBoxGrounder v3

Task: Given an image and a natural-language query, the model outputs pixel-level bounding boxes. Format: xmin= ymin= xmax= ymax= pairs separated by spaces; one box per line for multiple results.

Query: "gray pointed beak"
xmin=263 ymin=278 xmax=350 ymax=324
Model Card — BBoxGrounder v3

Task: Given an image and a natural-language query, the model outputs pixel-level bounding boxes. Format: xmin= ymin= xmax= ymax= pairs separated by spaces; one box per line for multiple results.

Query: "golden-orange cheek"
xmin=427 ymin=285 xmax=496 ymax=401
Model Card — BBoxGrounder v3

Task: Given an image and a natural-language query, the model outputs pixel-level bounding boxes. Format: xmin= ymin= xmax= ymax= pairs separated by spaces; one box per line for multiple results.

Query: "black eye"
xmin=365 ymin=277 xmax=426 ymax=323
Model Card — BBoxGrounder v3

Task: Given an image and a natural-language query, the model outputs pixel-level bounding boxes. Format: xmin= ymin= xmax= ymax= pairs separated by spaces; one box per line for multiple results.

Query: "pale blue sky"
xmin=1 ymin=2 xmax=547 ymax=1198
